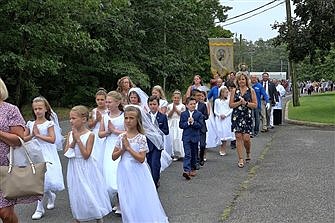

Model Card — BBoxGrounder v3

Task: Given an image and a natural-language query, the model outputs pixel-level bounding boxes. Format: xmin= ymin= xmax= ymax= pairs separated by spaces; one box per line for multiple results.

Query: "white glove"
xmin=266 ymin=103 xmax=270 ymax=110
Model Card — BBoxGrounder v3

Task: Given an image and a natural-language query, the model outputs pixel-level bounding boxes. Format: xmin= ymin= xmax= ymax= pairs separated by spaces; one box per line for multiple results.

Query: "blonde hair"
xmin=219 ymin=86 xmax=229 ymax=99
xmin=71 ymin=105 xmax=89 ymax=121
xmin=107 ymin=91 xmax=124 ymax=111
xmin=152 ymin=85 xmax=166 ymax=100
xmin=124 ymin=105 xmax=144 ymax=134
xmin=0 ymin=78 xmax=9 ymax=100
xmin=234 ymin=71 xmax=252 ymax=89
xmin=32 ymin=96 xmax=52 ymax=120
xmin=172 ymin=90 xmax=182 ymax=97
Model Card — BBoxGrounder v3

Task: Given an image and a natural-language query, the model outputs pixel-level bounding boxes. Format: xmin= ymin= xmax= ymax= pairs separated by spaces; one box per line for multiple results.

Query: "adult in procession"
xmin=229 ymin=72 xmax=257 ymax=168
xmin=0 ymin=78 xmax=40 ymax=223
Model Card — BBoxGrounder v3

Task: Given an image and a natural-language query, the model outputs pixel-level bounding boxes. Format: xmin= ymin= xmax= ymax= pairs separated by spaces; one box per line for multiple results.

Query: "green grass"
xmin=288 ymin=92 xmax=335 ymax=124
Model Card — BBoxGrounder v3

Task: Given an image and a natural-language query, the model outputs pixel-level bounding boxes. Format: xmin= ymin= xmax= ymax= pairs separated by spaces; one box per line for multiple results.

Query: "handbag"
xmin=0 ymin=138 xmax=47 ymax=199
xmin=10 ymin=137 xmax=45 ymax=166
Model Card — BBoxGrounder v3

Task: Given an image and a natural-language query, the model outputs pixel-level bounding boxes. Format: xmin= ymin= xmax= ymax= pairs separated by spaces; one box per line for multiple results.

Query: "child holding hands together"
xmin=65 ymin=105 xmax=111 ymax=223
xmin=112 ymin=105 xmax=168 ymax=223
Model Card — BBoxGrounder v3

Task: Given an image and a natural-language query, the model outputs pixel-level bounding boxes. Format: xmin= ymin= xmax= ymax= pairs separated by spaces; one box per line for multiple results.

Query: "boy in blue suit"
xmin=192 ymin=89 xmax=208 ymax=167
xmin=146 ymin=95 xmax=169 ymax=188
xmin=179 ymin=97 xmax=203 ymax=180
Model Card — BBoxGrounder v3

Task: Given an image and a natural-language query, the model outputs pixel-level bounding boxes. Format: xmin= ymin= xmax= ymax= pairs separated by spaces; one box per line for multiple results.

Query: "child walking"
xmin=24 ymin=96 xmax=65 ymax=220
xmin=88 ymin=88 xmax=108 ymax=171
xmin=214 ymin=86 xmax=235 ymax=156
xmin=146 ymin=95 xmax=169 ymax=188
xmin=98 ymin=91 xmax=125 ymax=214
xmin=167 ymin=90 xmax=185 ymax=160
xmin=112 ymin=105 xmax=169 ymax=223
xmin=65 ymin=105 xmax=112 ymax=223
xmin=179 ymin=97 xmax=203 ymax=179
xmin=151 ymin=85 xmax=173 ymax=170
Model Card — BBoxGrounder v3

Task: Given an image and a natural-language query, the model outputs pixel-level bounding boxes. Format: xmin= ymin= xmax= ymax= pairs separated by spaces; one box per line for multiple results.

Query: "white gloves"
xmin=266 ymin=103 xmax=270 ymax=110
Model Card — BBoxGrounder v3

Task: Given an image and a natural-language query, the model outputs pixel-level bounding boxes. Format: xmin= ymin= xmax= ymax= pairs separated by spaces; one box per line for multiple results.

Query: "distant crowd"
xmin=299 ymin=80 xmax=334 ymax=95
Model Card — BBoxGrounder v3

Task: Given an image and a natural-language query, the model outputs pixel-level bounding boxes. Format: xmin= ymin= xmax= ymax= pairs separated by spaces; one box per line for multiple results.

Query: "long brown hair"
xmin=32 ymin=96 xmax=52 ymax=121
xmin=124 ymin=105 xmax=144 ymax=134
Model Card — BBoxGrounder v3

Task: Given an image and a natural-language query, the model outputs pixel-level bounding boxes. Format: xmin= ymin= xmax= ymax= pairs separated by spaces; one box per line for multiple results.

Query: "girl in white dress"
xmin=167 ymin=90 xmax=185 ymax=160
xmin=24 ymin=96 xmax=65 ymax=220
xmin=98 ymin=91 xmax=125 ymax=213
xmin=214 ymin=86 xmax=235 ymax=156
xmin=151 ymin=85 xmax=172 ymax=170
xmin=112 ymin=105 xmax=169 ymax=223
xmin=88 ymin=88 xmax=108 ymax=172
xmin=65 ymin=105 xmax=112 ymax=223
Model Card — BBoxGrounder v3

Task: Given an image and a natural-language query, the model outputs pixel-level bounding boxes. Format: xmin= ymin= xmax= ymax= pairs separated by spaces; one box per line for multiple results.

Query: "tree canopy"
xmin=273 ymin=0 xmax=335 ymax=63
xmin=0 ymin=0 xmax=232 ymax=107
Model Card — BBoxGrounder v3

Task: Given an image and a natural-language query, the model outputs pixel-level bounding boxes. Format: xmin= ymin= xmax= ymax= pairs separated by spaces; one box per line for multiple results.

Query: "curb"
xmin=285 ymin=100 xmax=335 ymax=127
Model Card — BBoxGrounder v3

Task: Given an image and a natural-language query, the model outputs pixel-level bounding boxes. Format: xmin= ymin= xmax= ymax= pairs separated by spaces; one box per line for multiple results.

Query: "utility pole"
xmin=285 ymin=0 xmax=300 ymax=106
xmin=239 ymin=34 xmax=242 ymax=65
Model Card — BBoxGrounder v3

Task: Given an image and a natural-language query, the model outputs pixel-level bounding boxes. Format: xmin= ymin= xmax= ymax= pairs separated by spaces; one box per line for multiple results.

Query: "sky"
xmin=219 ymin=0 xmax=288 ymax=42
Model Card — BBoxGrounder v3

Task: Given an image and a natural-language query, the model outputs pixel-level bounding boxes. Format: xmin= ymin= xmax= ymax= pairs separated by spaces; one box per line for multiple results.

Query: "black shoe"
xmin=230 ymin=140 xmax=236 ymax=149
xmin=199 ymin=160 xmax=205 ymax=166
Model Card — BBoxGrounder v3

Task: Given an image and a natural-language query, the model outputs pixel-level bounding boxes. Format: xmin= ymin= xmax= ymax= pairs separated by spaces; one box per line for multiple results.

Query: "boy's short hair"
xmin=185 ymin=96 xmax=196 ymax=105
xmin=191 ymin=88 xmax=201 ymax=96
xmin=147 ymin=95 xmax=160 ymax=105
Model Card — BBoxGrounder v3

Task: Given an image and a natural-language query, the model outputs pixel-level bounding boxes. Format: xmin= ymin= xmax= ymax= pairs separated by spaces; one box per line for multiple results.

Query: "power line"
xmin=225 ymin=0 xmax=280 ymax=22
xmin=223 ymin=1 xmax=285 ymax=26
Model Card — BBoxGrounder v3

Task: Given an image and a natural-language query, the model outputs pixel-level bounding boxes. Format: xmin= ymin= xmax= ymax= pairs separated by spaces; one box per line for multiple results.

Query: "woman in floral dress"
xmin=229 ymin=72 xmax=257 ymax=168
xmin=0 ymin=78 xmax=40 ymax=222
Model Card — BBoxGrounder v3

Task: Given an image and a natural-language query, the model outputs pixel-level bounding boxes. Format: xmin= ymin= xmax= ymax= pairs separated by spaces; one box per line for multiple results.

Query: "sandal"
xmin=237 ymin=159 xmax=244 ymax=168
xmin=245 ymin=158 xmax=251 ymax=163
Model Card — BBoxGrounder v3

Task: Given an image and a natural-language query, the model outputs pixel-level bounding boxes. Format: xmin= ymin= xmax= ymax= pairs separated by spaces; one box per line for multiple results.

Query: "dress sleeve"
xmin=47 ymin=120 xmax=55 ymax=128
xmin=180 ymin=104 xmax=186 ymax=112
xmin=138 ymin=134 xmax=149 ymax=153
xmin=8 ymin=105 xmax=25 ymax=128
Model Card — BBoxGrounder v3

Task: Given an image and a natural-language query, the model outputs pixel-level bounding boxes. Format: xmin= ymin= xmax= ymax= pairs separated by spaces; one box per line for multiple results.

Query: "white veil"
xmin=125 ymin=103 xmax=164 ymax=150
xmin=128 ymin=87 xmax=150 ymax=112
xmin=51 ymin=109 xmax=65 ymax=151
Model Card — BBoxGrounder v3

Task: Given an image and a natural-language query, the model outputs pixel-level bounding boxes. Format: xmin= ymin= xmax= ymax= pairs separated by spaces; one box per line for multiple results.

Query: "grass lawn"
xmin=288 ymin=91 xmax=335 ymax=124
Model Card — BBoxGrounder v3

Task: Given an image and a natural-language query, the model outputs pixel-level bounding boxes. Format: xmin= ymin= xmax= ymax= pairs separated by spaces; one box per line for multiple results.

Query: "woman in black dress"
xmin=229 ymin=72 xmax=257 ymax=168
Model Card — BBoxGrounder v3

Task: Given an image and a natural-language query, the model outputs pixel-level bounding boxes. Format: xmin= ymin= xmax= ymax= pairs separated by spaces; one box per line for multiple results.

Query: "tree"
xmin=273 ymin=0 xmax=335 ymax=106
xmin=0 ymin=0 xmax=105 ymax=107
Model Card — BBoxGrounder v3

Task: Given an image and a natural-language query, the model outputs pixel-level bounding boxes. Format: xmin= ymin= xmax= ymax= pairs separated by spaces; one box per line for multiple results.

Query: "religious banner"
xmin=208 ymin=38 xmax=234 ymax=78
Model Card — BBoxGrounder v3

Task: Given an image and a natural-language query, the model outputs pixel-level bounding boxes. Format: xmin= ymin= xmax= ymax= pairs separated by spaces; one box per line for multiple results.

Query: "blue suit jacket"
xmin=147 ymin=112 xmax=169 ymax=151
xmin=196 ymin=101 xmax=208 ymax=133
xmin=179 ymin=109 xmax=203 ymax=143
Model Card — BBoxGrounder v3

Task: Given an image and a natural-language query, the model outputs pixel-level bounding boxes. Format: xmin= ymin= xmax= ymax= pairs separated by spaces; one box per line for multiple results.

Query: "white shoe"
xmin=112 ymin=206 xmax=118 ymax=211
xmin=115 ymin=207 xmax=122 ymax=215
xmin=219 ymin=151 xmax=227 ymax=156
xmin=32 ymin=210 xmax=44 ymax=220
xmin=47 ymin=192 xmax=56 ymax=210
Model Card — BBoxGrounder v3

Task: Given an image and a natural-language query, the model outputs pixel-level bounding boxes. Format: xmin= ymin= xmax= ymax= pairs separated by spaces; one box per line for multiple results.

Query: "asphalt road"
xmin=15 ymin=116 xmax=335 ymax=222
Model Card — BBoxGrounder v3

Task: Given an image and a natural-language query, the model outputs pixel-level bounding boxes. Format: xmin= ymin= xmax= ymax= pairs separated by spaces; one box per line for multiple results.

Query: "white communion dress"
xmin=116 ymin=133 xmax=169 ymax=223
xmin=66 ymin=131 xmax=112 ymax=221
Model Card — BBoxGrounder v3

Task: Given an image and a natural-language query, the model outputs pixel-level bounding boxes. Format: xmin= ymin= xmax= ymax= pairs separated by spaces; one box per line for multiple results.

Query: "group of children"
xmin=21 ymin=75 xmax=237 ymax=222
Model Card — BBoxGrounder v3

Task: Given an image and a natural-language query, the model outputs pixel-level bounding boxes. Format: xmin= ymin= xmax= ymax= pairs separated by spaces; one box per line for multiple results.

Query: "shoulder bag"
xmin=0 ymin=138 xmax=47 ymax=199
